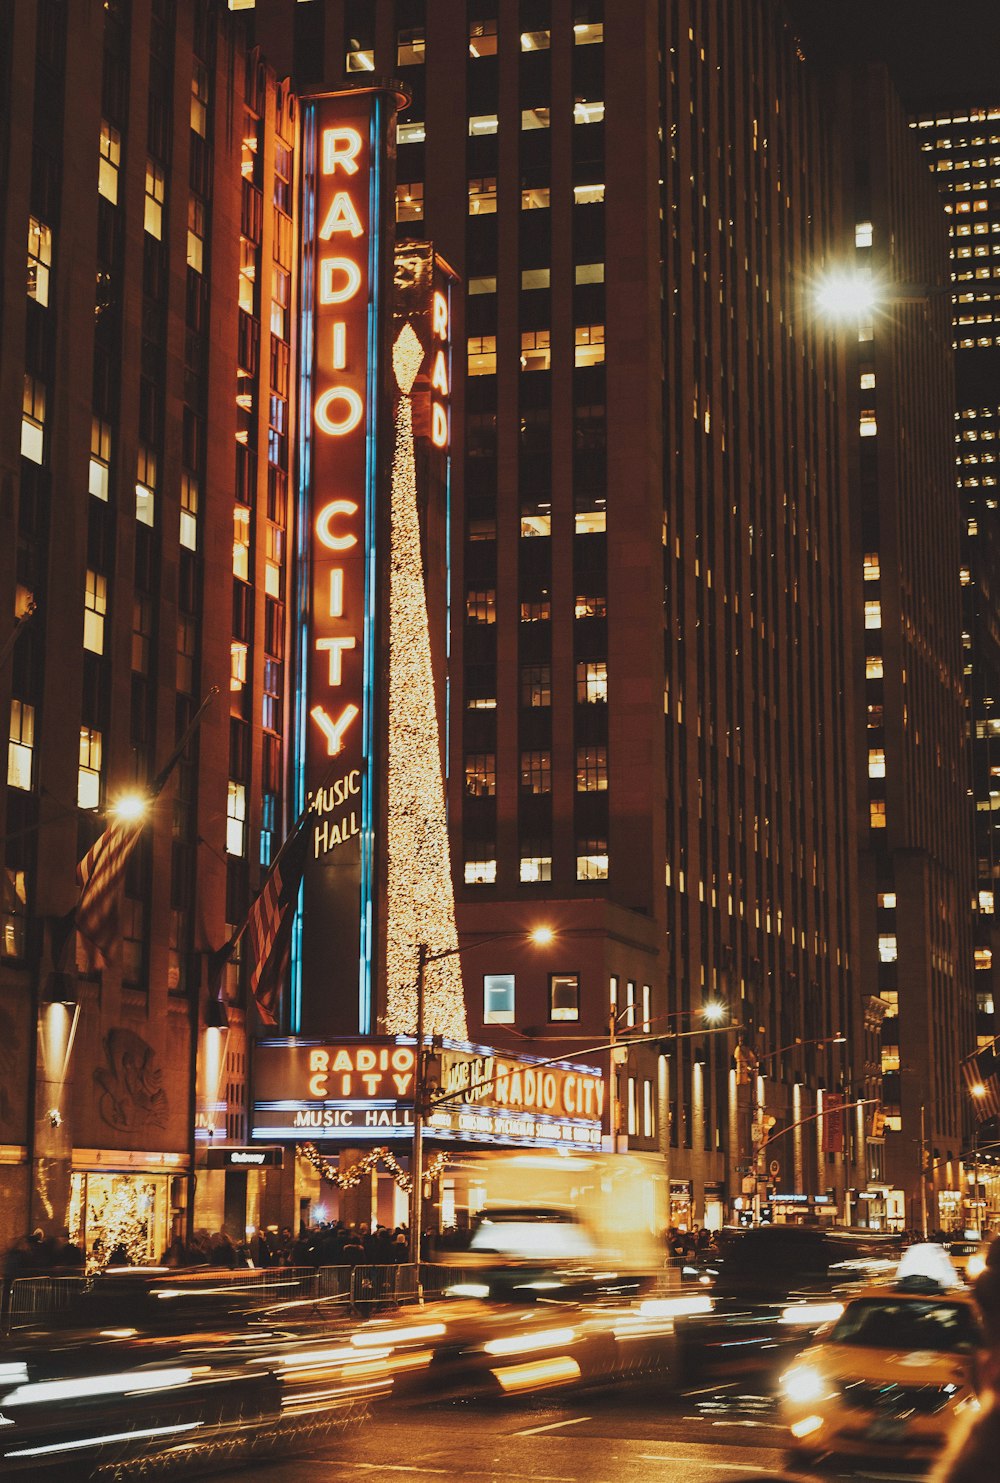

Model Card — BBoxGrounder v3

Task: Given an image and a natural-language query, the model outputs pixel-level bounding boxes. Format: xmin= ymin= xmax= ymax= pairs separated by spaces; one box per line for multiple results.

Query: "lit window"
xmin=855 ymin=220 xmax=874 ymax=247
xmin=576 ymin=660 xmax=608 ymax=704
xmin=21 ymin=375 xmax=45 ymax=464
xmin=520 ymin=751 xmax=552 ymax=795
xmin=642 ymin=983 xmax=651 ymax=1031
xmin=8 ymin=700 xmax=35 ymax=791
xmin=880 ymin=988 xmax=899 ymax=1017
xmin=575 ymin=262 xmax=605 ymax=284
xmin=468 ymin=176 xmax=497 ymax=214
xmin=180 ymin=472 xmax=199 ymax=551
xmin=575 ymin=509 xmax=607 ymax=534
xmin=521 ymin=512 xmax=551 ymax=537
xmin=469 ymin=276 xmax=497 ymax=295
xmin=27 ymin=218 xmax=52 ymax=305
xmin=627 ymin=1077 xmax=637 ymax=1135
xmin=187 ymin=196 xmax=205 ymax=273
xmin=884 ymin=1114 xmax=902 ymax=1132
xmin=522 ymin=268 xmax=550 ymax=290
xmin=78 ymin=727 xmax=103 ymax=811
xmin=466 ymin=588 xmax=496 ymax=624
xmin=881 ymin=1049 xmax=900 ymax=1073
xmin=868 ymin=747 xmax=886 ymax=779
xmin=469 ymin=19 xmax=497 ymax=57
xmin=575 ymin=324 xmax=605 ymax=367
xmin=469 ymin=114 xmax=499 ymax=136
xmin=577 ymin=848 xmax=608 ymax=880
xmin=465 ymin=753 xmax=496 ymax=797
xmin=860 ymin=413 xmax=878 ymax=438
xmin=522 ymin=107 xmax=551 ymax=130
xmin=233 ymin=506 xmax=251 ymax=580
xmin=484 ymin=974 xmax=515 ymax=1024
xmin=465 ymin=858 xmax=497 ymax=885
xmin=522 ymin=186 xmax=551 ymax=210
xmin=346 ymin=44 xmax=375 ymax=71
xmin=83 ymin=570 xmax=108 ymax=654
xmin=574 ymin=21 xmax=604 ymax=43
xmin=397 ymin=27 xmax=425 ymax=65
xmin=520 ymin=855 xmax=552 ymax=882
xmin=866 ymin=656 xmax=884 ymax=679
xmin=230 ymin=640 xmax=247 ymax=691
xmin=191 ymin=62 xmax=209 ymax=136
xmin=396 ymin=182 xmax=424 ymax=221
xmin=89 ymin=417 xmax=111 ymax=500
xmin=864 ymin=599 xmax=882 ymax=629
xmin=573 ymin=100 xmax=605 ymax=125
xmin=575 ymin=592 xmax=607 ymax=618
xmin=576 ymin=745 xmax=608 ymax=792
xmin=858 ymin=316 xmax=874 ymax=342
xmin=574 ymin=182 xmax=605 ymax=204
xmin=521 ymin=329 xmax=551 ymax=371
xmin=877 ymin=892 xmax=897 ymax=909
xmin=144 ymin=159 xmax=165 ymax=238
xmin=520 ymin=597 xmax=551 ymax=622
xmin=397 ymin=120 xmax=426 ymax=144
xmin=870 ymin=799 xmax=887 ymax=829
xmin=265 ymin=522 xmax=283 ymax=598
xmin=521 ymin=664 xmax=551 ymax=707
xmin=227 ymin=781 xmax=246 ymax=856
xmin=468 ymin=335 xmax=497 ymax=375
xmin=271 ymin=266 xmax=290 ymax=341
xmin=550 ymin=974 xmax=580 ymax=1022
xmin=860 ymin=371 xmax=876 ymax=389
xmin=643 ymin=1079 xmax=654 ymax=1138
xmin=626 ymin=980 xmax=637 ymax=1027
xmin=521 ymin=29 xmax=550 ymax=50
xmin=863 ymin=552 xmax=881 ymax=581
xmin=136 ymin=444 xmax=157 ymax=527
xmin=980 ymin=890 xmax=995 ymax=915
xmin=238 ymin=237 xmax=256 ymax=314
xmin=98 ymin=121 xmax=121 ymax=203
xmin=976 ymin=946 xmax=994 ymax=969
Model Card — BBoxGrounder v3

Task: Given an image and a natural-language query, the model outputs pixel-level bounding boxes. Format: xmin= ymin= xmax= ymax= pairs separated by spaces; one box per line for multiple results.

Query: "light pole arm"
xmin=756 ymin=1097 xmax=878 ymax=1158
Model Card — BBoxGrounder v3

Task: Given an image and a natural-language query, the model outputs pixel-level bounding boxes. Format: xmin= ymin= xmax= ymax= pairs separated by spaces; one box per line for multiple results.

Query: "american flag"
xmin=961 ymin=1041 xmax=1000 ymax=1121
xmin=75 ymin=817 xmax=146 ymax=970
xmin=241 ymin=809 xmax=310 ymax=1026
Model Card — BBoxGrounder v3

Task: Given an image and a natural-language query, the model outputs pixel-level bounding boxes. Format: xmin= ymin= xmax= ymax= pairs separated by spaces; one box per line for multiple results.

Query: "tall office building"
xmin=0 ymin=0 xmax=294 ymax=1255
xmin=247 ymin=0 xmax=862 ymax=1229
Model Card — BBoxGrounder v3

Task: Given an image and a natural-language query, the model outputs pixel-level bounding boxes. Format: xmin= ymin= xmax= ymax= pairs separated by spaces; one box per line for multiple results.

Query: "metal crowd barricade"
xmin=349 ymin=1262 xmax=420 ymax=1311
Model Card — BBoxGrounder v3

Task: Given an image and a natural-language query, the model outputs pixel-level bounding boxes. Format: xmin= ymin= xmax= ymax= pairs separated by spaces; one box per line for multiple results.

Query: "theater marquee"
xmin=251 ymin=1039 xmax=604 ymax=1151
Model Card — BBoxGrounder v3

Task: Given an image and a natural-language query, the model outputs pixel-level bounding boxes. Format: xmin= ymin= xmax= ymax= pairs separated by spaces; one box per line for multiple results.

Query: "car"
xmin=947 ymin=1238 xmax=990 ymax=1285
xmin=780 ymin=1263 xmax=987 ymax=1469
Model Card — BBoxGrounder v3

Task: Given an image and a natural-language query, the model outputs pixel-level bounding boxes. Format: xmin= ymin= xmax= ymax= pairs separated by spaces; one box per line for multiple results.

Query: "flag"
xmin=239 ymin=809 xmax=311 ymax=1026
xmin=962 ymin=1041 xmax=1000 ymax=1120
xmin=72 ymin=688 xmax=219 ymax=970
xmin=822 ymin=1091 xmax=844 ymax=1154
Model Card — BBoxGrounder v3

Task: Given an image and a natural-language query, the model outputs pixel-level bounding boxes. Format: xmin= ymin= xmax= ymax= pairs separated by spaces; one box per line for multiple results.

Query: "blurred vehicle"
xmin=780 ymin=1263 xmax=986 ymax=1470
xmin=672 ymin=1225 xmax=902 ymax=1382
xmin=948 ymin=1238 xmax=989 ymax=1284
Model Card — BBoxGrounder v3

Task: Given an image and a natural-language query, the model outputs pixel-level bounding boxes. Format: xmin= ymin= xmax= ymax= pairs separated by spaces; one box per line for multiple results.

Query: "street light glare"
xmin=972 ymin=1082 xmax=987 ymax=1099
xmin=702 ymin=1000 xmax=726 ymax=1025
xmin=111 ymin=792 xmax=149 ymax=823
xmin=530 ymin=926 xmax=555 ymax=946
xmin=813 ymin=268 xmax=877 ymax=322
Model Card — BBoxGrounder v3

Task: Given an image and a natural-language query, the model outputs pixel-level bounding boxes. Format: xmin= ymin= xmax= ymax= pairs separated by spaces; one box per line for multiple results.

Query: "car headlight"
xmin=781 ymin=1364 xmax=827 ymax=1405
xmin=967 ymin=1254 xmax=987 ymax=1281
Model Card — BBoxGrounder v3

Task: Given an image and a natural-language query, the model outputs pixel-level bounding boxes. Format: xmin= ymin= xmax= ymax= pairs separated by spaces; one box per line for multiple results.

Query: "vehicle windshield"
xmin=829 ymin=1298 xmax=980 ymax=1353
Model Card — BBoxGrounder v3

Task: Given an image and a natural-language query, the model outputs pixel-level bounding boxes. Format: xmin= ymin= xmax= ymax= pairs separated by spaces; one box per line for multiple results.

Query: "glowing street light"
xmin=812 ymin=267 xmax=878 ymax=322
xmin=702 ymin=1000 xmax=727 ymax=1026
xmin=110 ymin=792 xmax=149 ymax=823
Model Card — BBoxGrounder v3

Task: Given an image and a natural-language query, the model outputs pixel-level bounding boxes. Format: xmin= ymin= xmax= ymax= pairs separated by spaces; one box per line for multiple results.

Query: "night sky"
xmin=786 ymin=0 xmax=1000 ymax=105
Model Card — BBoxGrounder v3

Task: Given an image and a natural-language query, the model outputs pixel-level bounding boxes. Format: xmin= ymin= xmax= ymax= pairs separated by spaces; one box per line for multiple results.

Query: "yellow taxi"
xmin=780 ymin=1247 xmax=986 ymax=1468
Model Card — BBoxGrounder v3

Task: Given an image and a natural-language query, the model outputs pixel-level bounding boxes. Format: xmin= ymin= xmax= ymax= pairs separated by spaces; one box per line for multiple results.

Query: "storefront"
xmin=763 ymin=1190 xmax=838 ymax=1225
xmin=67 ymin=1148 xmax=188 ymax=1266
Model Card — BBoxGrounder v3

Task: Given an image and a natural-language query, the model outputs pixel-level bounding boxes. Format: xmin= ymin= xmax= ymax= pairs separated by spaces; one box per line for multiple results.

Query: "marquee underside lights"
xmin=384 ymin=320 xmax=467 ymax=1040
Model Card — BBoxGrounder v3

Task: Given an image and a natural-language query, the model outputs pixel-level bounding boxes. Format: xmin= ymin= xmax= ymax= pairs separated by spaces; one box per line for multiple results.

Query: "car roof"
xmin=846 ymin=1282 xmax=977 ymax=1306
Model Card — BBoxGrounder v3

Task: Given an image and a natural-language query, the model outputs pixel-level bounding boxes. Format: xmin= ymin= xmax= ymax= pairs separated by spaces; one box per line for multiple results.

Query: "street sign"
xmin=769 ymin=1158 xmax=781 ymax=1176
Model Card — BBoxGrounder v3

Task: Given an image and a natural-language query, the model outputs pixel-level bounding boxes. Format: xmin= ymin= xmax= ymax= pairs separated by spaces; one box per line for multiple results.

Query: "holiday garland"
xmin=301 ymin=1142 xmax=447 ymax=1194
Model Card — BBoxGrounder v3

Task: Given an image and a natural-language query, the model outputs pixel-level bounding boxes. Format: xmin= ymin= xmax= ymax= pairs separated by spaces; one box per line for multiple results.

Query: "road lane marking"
xmin=514 ymin=1415 xmax=592 ymax=1436
xmin=638 ymin=1458 xmax=772 ymax=1473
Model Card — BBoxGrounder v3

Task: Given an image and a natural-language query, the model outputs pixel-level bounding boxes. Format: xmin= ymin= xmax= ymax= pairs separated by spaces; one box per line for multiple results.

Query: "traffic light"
xmin=870 ymin=1107 xmax=885 ymax=1138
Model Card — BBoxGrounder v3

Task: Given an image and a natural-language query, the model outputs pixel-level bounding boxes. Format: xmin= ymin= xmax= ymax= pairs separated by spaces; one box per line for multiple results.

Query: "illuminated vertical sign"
xmin=295 ymin=88 xmax=398 ymax=1036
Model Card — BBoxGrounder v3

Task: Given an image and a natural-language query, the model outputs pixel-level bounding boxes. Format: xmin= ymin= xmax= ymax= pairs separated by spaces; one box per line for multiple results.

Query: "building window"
xmin=870 ymin=799 xmax=887 ymax=829
xmin=609 ymin=974 xmax=618 ymax=1011
xmin=230 ymin=640 xmax=247 ymax=692
xmin=575 ymin=324 xmax=605 ymax=367
xmin=520 ymin=855 xmax=552 ymax=882
xmin=191 ymin=61 xmax=209 ymax=136
xmin=469 ymin=276 xmax=497 ymax=295
xmin=877 ymin=892 xmax=897 ymax=909
xmin=265 ymin=522 xmax=283 ymax=598
xmin=550 ymin=973 xmax=580 ymax=1022
xmin=469 ymin=176 xmax=497 ymax=214
xmin=643 ymin=1079 xmax=654 ymax=1138
xmin=855 ymin=220 xmax=874 ymax=247
xmin=21 ymin=375 xmax=45 ymax=464
xmin=466 ymin=588 xmax=496 ymax=624
xmin=233 ymin=506 xmax=251 ymax=580
xmin=522 ymin=186 xmax=551 ymax=210
xmin=469 ymin=19 xmax=497 ymax=57
xmin=398 ymin=26 xmax=425 ymax=65
xmin=868 ymin=747 xmax=886 ymax=778
xmin=522 ymin=267 xmax=550 ymax=290
xmin=132 ymin=596 xmax=151 ymax=674
xmin=573 ymin=99 xmax=605 ymax=125
xmin=180 ymin=472 xmax=199 ymax=551
xmin=144 ymin=159 xmax=165 ymax=238
xmin=576 ymin=660 xmax=607 ymax=704
xmin=521 ymin=329 xmax=551 ymax=371
xmin=864 ymin=599 xmax=882 ymax=629
xmin=273 ymin=140 xmax=292 ymax=214
xmin=576 ymin=746 xmax=608 ymax=791
xmin=99 ymin=121 xmax=121 ymax=203
xmin=83 ymin=570 xmax=108 ymax=654
xmin=521 ymin=512 xmax=552 ymax=537
xmin=860 ymin=414 xmax=877 ymax=438
xmin=863 ymin=552 xmax=881 ymax=581
xmin=574 ymin=182 xmax=605 ymax=204
xmin=522 ymin=107 xmax=551 ymax=130
xmin=396 ymin=182 xmax=424 ymax=221
xmin=27 ymin=217 xmax=52 ymax=305
xmin=177 ymin=617 xmax=197 ymax=694
xmin=484 ymin=973 xmax=515 ymax=1024
xmin=469 ymin=113 xmax=499 ymax=136
xmin=465 ymin=752 xmax=496 ymax=797
xmin=878 ymin=934 xmax=898 ymax=963
xmin=136 ymin=444 xmax=156 ymax=526
xmin=577 ymin=840 xmax=608 ymax=880
xmin=521 ymin=28 xmax=550 ymax=49
xmin=520 ymin=597 xmax=551 ymax=622
xmin=521 ymin=664 xmax=551 ymax=707
xmin=8 ymin=700 xmax=35 ymax=791
xmin=187 ymin=196 xmax=205 ymax=273
xmin=346 ymin=43 xmax=375 ymax=71
xmin=575 ymin=592 xmax=607 ymax=618
xmin=465 ymin=858 xmax=497 ymax=885
xmin=575 ymin=262 xmax=605 ymax=284
xmin=520 ymin=750 xmax=552 ymax=794
xmin=625 ymin=980 xmax=636 ymax=1027
xmin=271 ymin=266 xmax=290 ymax=340
xmin=78 ymin=727 xmax=103 ymax=810
xmin=397 ymin=119 xmax=426 ymax=144
xmin=90 ymin=417 xmax=111 ymax=500
xmin=468 ymin=335 xmax=497 ymax=375
xmin=575 ymin=509 xmax=607 ymax=534
xmin=574 ymin=20 xmax=603 ymax=44
xmin=227 ymin=780 xmax=246 ymax=856
xmin=642 ymin=983 xmax=651 ymax=1031
xmin=860 ymin=371 xmax=876 ymax=390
